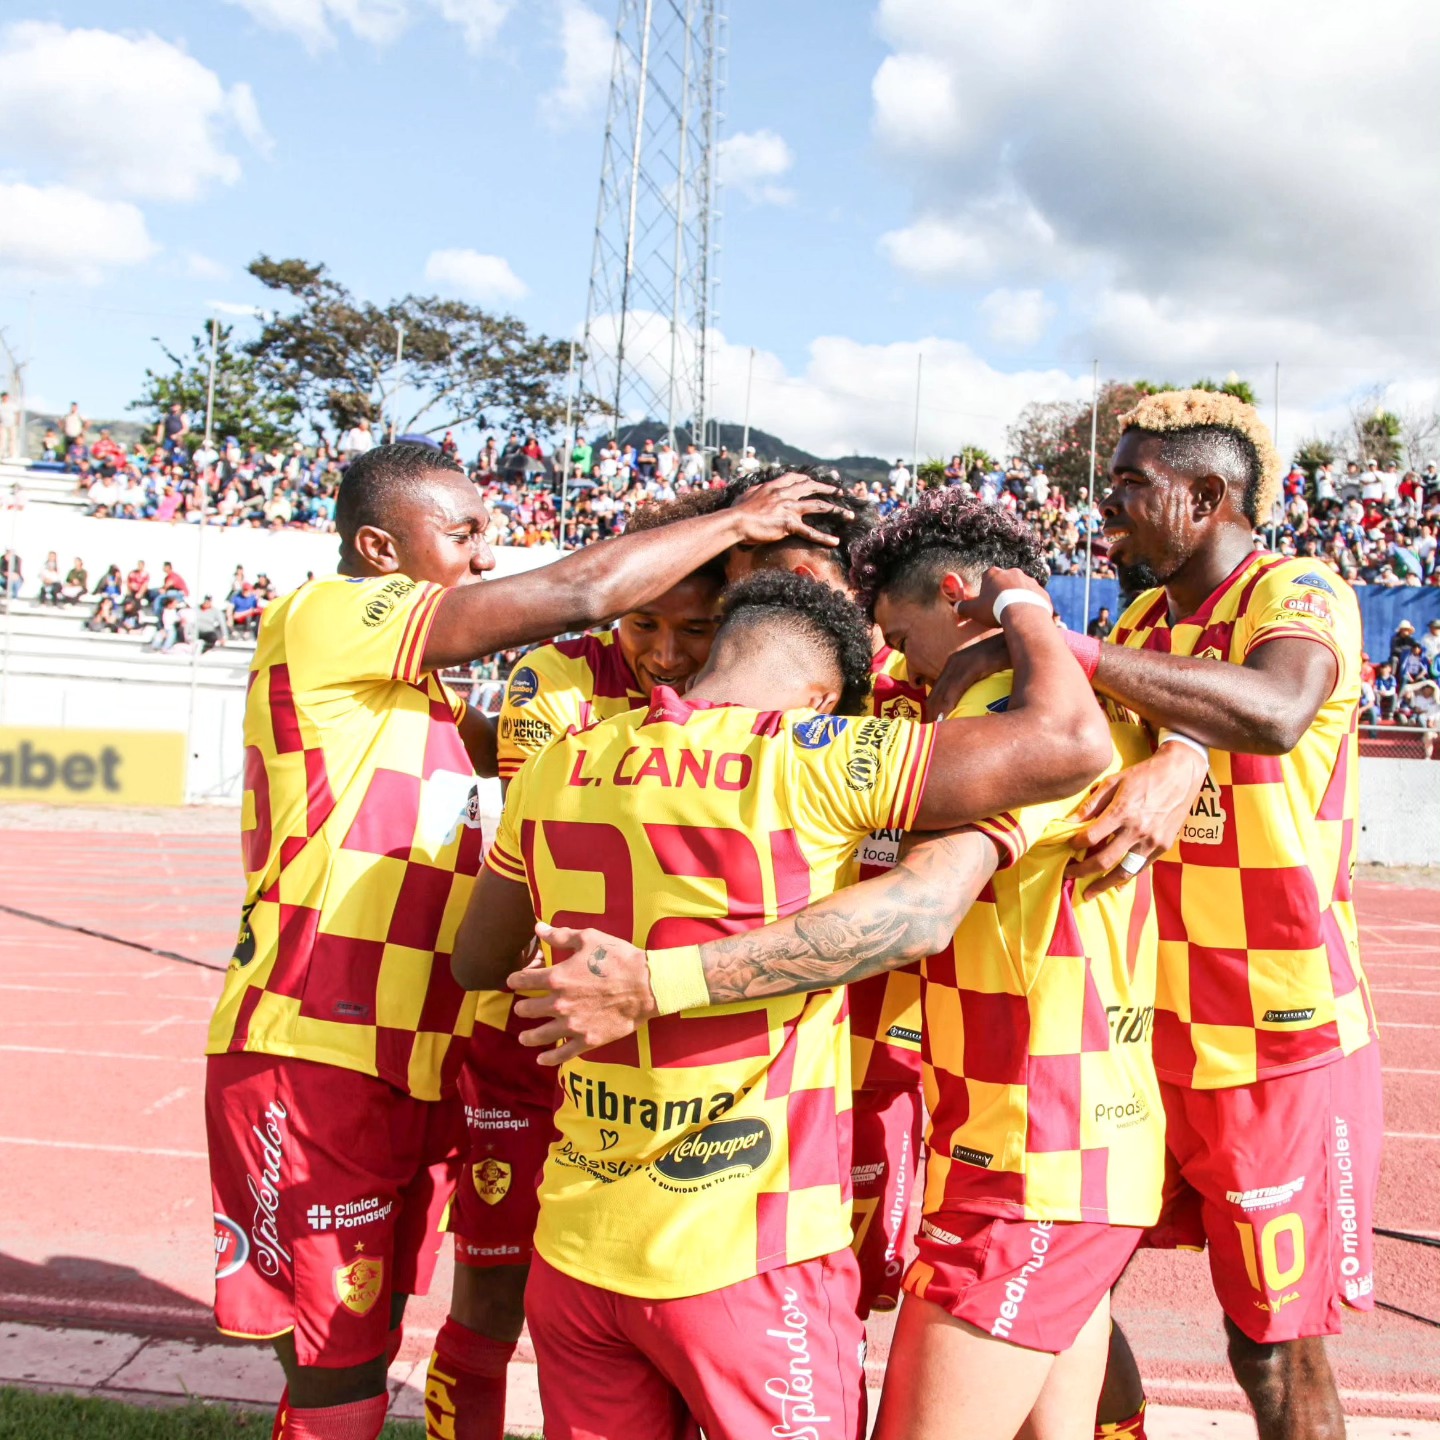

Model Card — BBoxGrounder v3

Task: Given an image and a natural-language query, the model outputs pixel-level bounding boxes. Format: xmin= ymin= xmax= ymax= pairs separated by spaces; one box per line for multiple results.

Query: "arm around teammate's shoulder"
xmin=912 ymin=572 xmax=1113 ymax=830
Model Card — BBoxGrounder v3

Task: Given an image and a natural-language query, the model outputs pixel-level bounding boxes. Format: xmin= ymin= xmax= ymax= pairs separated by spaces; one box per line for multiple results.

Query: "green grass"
xmin=0 ymin=1388 xmax=531 ymax=1440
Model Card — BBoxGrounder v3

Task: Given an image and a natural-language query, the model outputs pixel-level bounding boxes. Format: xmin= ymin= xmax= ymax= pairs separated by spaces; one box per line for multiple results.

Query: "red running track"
xmin=0 ymin=830 xmax=1437 ymax=1417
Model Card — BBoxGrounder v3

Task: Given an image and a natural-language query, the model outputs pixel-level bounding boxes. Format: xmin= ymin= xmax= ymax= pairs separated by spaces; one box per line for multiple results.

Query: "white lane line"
xmin=0 ymin=1018 xmax=205 ymax=1029
xmin=140 ymin=1015 xmax=185 ymax=1035
xmin=0 ymin=983 xmax=127 ymax=996
xmin=1381 ymin=1022 xmax=1440 ymax=1029
xmin=1383 ymin=1067 xmax=1440 ymax=1076
xmin=0 ymin=1135 xmax=206 ymax=1158
xmin=1369 ymin=987 xmax=1440 ymax=996
xmin=1385 ymin=1130 xmax=1440 ymax=1140
xmin=142 ymin=1086 xmax=192 ymax=1115
xmin=0 ymin=1044 xmax=202 ymax=1064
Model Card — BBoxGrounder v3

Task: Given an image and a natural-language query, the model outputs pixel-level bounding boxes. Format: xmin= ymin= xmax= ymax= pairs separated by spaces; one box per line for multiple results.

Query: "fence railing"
xmin=1357 ymin=722 xmax=1439 ymax=760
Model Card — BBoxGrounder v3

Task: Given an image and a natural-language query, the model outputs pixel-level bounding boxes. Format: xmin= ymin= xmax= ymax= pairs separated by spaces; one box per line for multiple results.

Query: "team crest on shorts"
xmin=473 ymin=1158 xmax=512 ymax=1206
xmin=334 ymin=1253 xmax=384 ymax=1316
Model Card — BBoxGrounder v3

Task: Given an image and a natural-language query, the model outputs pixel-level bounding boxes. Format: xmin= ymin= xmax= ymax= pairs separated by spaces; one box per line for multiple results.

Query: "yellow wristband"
xmin=645 ymin=945 xmax=711 ymax=1016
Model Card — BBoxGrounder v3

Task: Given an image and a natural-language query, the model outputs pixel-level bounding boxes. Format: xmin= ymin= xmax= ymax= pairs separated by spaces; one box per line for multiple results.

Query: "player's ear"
xmin=810 ymin=687 xmax=841 ymax=715
xmin=353 ymin=524 xmax=401 ymax=573
xmin=938 ymin=570 xmax=972 ymax=605
xmin=1193 ymin=472 xmax=1227 ymax=519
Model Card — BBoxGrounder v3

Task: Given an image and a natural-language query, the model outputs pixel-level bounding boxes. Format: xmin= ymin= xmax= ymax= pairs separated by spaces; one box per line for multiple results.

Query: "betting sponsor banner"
xmin=0 ymin=725 xmax=187 ymax=806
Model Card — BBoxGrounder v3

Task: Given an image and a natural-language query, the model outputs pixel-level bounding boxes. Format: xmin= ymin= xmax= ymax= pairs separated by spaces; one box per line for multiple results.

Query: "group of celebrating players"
xmin=203 ymin=388 xmax=1381 ymax=1440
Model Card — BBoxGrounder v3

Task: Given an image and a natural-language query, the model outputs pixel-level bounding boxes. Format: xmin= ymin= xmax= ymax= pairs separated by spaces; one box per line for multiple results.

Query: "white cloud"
xmin=869 ymin=0 xmax=1440 ymax=413
xmin=543 ymin=0 xmax=612 ymax=126
xmin=184 ymin=252 xmax=230 ymax=282
xmin=576 ymin=309 xmax=1090 ymax=459
xmin=0 ymin=182 xmax=156 ymax=284
xmin=719 ymin=130 xmax=795 ymax=206
xmin=227 ymin=0 xmax=510 ymax=53
xmin=0 ymin=22 xmax=265 ymax=203
xmin=979 ymin=289 xmax=1055 ymax=348
xmin=425 ymin=247 xmax=529 ymax=303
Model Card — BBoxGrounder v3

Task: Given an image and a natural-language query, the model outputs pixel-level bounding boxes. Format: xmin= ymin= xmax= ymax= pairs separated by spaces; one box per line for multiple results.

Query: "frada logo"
xmin=653 ymin=1118 xmax=772 ymax=1182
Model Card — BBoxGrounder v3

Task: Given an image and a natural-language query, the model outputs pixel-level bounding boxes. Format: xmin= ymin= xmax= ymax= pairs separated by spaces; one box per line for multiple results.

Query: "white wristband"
xmin=990 ymin=589 xmax=1053 ymax=624
xmin=1157 ymin=728 xmax=1209 ymax=764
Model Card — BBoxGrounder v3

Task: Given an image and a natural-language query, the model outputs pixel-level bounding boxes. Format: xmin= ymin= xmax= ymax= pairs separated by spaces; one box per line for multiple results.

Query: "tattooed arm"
xmin=510 ymin=828 xmax=999 ymax=1065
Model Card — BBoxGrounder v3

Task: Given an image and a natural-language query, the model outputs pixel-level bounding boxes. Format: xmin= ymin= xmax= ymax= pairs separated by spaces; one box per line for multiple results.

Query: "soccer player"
xmin=203 ymin=442 xmax=854 ymax=1440
xmin=520 ymin=498 xmax=1170 ymax=1440
xmin=436 ymin=499 xmax=726 ymax=1440
xmin=934 ymin=392 xmax=1380 ymax=1440
xmin=452 ymin=566 xmax=1115 ymax=1438
xmin=722 ymin=465 xmax=929 ymax=1317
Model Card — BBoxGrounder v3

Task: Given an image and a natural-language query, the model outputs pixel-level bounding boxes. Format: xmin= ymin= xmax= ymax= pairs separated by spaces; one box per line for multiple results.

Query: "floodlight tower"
xmin=578 ymin=0 xmax=726 ymax=452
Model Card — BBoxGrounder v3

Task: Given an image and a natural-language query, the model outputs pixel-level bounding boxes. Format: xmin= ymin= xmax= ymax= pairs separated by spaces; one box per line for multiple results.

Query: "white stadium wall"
xmin=0 ymin=506 xmax=558 ymax=598
xmin=1357 ymin=757 xmax=1440 ymax=867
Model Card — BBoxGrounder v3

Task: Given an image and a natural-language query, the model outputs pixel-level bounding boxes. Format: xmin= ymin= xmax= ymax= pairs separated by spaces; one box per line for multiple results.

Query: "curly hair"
xmin=1119 ymin=390 xmax=1282 ymax=525
xmin=722 ymin=463 xmax=877 ymax=575
xmin=623 ymin=494 xmax=728 ymax=584
xmin=850 ymin=490 xmax=1048 ymax=614
xmin=336 ymin=441 xmax=465 ymax=544
xmin=717 ymin=569 xmax=876 ymax=716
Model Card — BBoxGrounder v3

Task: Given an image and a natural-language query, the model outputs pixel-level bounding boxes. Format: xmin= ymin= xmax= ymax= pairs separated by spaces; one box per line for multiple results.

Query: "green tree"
xmin=1293 ymin=435 xmax=1336 ymax=480
xmin=916 ymin=458 xmax=947 ymax=489
xmin=132 ymin=325 xmax=301 ymax=452
xmin=246 ymin=255 xmax=576 ymax=441
xmin=1192 ymin=375 xmax=1260 ymax=406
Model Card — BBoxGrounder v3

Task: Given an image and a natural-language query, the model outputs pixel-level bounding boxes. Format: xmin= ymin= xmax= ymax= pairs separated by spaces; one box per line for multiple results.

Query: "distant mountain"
xmin=613 ymin=418 xmax=892 ymax=485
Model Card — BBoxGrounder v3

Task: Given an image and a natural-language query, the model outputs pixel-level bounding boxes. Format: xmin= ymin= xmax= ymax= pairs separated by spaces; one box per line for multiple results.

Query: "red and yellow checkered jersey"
xmin=475 ymin=629 xmax=646 ymax=1102
xmin=849 ymin=645 xmax=930 ymax=1091
xmin=920 ymin=672 xmax=1163 ymax=1227
xmin=206 ymin=574 xmax=485 ymax=1102
xmin=1110 ymin=552 xmax=1374 ymax=1091
xmin=484 ymin=686 xmax=936 ymax=1298
xmin=496 ymin=629 xmax=644 ymax=779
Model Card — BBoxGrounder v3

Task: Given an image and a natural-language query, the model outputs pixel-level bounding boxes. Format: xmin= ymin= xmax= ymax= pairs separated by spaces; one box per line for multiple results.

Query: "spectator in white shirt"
xmin=681 ymin=444 xmax=705 ymax=484
xmin=338 ymin=417 xmax=376 ymax=458
xmin=0 ymin=391 xmax=19 ymax=460
xmin=888 ymin=458 xmax=911 ymax=493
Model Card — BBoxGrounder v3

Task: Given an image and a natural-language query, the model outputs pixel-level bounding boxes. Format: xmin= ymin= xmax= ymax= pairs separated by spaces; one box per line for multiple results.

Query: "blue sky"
xmin=1 ymin=1 xmax=1436 ymax=461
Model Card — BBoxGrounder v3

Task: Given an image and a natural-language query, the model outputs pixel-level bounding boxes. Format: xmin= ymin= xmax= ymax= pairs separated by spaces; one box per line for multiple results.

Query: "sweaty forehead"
xmin=1110 ymin=429 xmax=1170 ymax=478
xmin=414 ymin=469 xmax=485 ymax=526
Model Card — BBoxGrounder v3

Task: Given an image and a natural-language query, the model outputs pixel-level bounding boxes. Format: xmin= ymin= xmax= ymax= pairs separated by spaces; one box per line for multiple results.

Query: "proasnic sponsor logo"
xmin=1095 ymin=1092 xmax=1151 ymax=1129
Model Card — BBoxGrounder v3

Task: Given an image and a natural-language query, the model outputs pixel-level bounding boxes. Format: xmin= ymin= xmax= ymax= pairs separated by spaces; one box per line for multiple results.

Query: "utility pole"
xmin=389 ymin=322 xmax=406 ymax=441
xmin=1083 ymin=358 xmax=1099 ymax=635
xmin=741 ymin=346 xmax=754 ymax=458
xmin=580 ymin=0 xmax=725 ymax=450
xmin=910 ymin=351 xmax=923 ymax=495
xmin=203 ymin=316 xmax=220 ymax=450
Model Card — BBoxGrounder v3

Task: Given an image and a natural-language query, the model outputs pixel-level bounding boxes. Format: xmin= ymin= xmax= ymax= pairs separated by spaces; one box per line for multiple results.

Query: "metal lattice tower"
xmin=578 ymin=0 xmax=725 ymax=450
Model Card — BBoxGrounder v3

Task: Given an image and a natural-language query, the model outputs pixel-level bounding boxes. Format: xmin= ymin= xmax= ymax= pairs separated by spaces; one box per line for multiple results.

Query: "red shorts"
xmin=849 ymin=1084 xmax=923 ymax=1317
xmin=205 ymin=1052 xmax=462 ymax=1367
xmin=447 ymin=1041 xmax=558 ymax=1268
xmin=1147 ymin=1042 xmax=1382 ymax=1342
xmin=526 ymin=1249 xmax=866 ymax=1440
xmin=903 ymin=1212 xmax=1143 ymax=1353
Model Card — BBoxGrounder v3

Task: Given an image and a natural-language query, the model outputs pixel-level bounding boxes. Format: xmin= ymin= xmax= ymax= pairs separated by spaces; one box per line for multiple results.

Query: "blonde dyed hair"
xmin=1119 ymin=389 xmax=1282 ymax=522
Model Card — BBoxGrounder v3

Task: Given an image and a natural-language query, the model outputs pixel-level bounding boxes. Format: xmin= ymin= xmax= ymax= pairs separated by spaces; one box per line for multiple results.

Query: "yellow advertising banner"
xmin=0 ymin=727 xmax=187 ymax=807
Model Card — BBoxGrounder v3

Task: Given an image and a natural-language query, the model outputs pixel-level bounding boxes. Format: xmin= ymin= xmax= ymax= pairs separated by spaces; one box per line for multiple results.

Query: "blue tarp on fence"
xmin=1048 ymin=573 xmax=1440 ymax=660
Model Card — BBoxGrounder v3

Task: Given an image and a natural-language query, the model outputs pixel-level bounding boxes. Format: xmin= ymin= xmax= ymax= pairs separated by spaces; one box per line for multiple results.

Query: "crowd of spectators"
xmin=11 ymin=400 xmax=1440 ymax=713
xmin=1 ymin=544 xmax=279 ymax=655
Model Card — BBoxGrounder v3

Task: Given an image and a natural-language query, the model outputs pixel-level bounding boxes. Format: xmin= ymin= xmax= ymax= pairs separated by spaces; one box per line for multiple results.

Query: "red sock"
xmin=1096 ymin=1400 xmax=1148 ymax=1440
xmin=424 ymin=1318 xmax=516 ymax=1440
xmin=283 ymin=1395 xmax=388 ymax=1440
xmin=272 ymin=1334 xmax=400 ymax=1440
